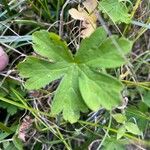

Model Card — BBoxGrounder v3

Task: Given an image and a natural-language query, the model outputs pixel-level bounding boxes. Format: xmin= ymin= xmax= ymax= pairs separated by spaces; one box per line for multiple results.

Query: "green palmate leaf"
xmin=17 ymin=27 xmax=133 ymax=123
xmin=99 ymin=0 xmax=131 ymax=24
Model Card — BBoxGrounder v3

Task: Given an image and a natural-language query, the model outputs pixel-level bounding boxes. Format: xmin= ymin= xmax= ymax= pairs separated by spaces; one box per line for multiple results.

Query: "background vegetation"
xmin=0 ymin=0 xmax=150 ymax=149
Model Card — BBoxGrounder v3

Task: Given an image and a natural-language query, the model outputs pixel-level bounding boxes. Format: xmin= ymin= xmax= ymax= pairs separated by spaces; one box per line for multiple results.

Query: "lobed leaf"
xmin=78 ymin=65 xmax=123 ymax=110
xmin=32 ymin=30 xmax=73 ymax=62
xmin=18 ymin=27 xmax=133 ymax=123
xmin=76 ymin=29 xmax=133 ymax=68
xmin=75 ymin=27 xmax=107 ymax=60
xmin=18 ymin=57 xmax=70 ymax=90
xmin=51 ymin=65 xmax=88 ymax=123
xmin=99 ymin=0 xmax=131 ymax=24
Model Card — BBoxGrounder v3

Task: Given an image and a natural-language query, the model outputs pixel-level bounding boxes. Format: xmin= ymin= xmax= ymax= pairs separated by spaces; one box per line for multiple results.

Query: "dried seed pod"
xmin=0 ymin=46 xmax=9 ymax=71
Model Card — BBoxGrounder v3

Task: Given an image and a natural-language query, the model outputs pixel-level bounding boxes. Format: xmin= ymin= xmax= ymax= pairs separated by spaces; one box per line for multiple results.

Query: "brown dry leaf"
xmin=69 ymin=0 xmax=98 ymax=38
xmin=68 ymin=7 xmax=86 ymax=21
xmin=81 ymin=19 xmax=97 ymax=38
xmin=18 ymin=116 xmax=33 ymax=142
xmin=83 ymin=0 xmax=97 ymax=13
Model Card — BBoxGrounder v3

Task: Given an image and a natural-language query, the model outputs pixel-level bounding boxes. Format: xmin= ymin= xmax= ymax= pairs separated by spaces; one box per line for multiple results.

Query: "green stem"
xmin=96 ymin=113 xmax=112 ymax=150
xmin=78 ymin=120 xmax=150 ymax=146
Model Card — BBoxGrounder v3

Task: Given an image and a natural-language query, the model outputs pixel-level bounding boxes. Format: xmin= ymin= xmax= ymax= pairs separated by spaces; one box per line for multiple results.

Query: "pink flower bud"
xmin=0 ymin=46 xmax=9 ymax=71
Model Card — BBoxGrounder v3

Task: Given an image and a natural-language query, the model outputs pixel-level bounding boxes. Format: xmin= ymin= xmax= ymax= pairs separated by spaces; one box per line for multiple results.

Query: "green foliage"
xmin=126 ymin=103 xmax=149 ymax=131
xmin=125 ymin=122 xmax=141 ymax=135
xmin=0 ymin=79 xmax=25 ymax=115
xmin=13 ymin=136 xmax=23 ymax=150
xmin=0 ymin=122 xmax=13 ymax=133
xmin=0 ymin=102 xmax=18 ymax=115
xmin=112 ymin=112 xmax=141 ymax=139
xmin=3 ymin=143 xmax=17 ymax=150
xmin=18 ymin=27 xmax=133 ymax=123
xmin=99 ymin=0 xmax=131 ymax=23
xmin=143 ymin=91 xmax=150 ymax=107
xmin=112 ymin=113 xmax=127 ymax=124
xmin=116 ymin=121 xmax=141 ymax=139
xmin=117 ymin=125 xmax=126 ymax=140
xmin=102 ymin=138 xmax=126 ymax=150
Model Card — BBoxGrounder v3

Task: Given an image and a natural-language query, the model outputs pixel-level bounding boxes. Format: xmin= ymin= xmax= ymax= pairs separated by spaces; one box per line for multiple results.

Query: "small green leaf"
xmin=125 ymin=122 xmax=141 ymax=135
xmin=99 ymin=0 xmax=131 ymax=23
xmin=112 ymin=113 xmax=127 ymax=123
xmin=117 ymin=126 xmax=126 ymax=139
